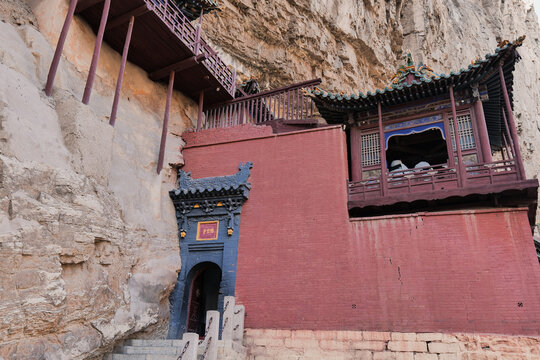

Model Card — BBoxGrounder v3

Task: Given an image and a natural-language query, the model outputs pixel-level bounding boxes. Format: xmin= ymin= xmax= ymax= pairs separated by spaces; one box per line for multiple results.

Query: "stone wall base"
xmin=244 ymin=329 xmax=540 ymax=360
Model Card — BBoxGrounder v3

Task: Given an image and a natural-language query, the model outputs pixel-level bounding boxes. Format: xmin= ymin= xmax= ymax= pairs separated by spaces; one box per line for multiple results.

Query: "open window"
xmin=386 ymin=127 xmax=449 ymax=171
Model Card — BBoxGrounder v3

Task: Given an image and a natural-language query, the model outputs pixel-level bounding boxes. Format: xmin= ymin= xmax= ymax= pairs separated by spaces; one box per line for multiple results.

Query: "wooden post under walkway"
xmin=110 ymin=15 xmax=135 ymax=126
xmin=82 ymin=0 xmax=111 ymax=105
xmin=157 ymin=71 xmax=175 ymax=174
xmin=45 ymin=0 xmax=79 ymax=96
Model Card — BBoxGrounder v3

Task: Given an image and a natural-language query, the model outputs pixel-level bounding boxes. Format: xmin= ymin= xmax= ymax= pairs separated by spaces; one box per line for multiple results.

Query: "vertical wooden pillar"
xmin=82 ymin=0 xmax=111 ymax=104
xmin=157 ymin=71 xmax=175 ymax=174
xmin=350 ymin=126 xmax=363 ymax=182
xmin=197 ymin=90 xmax=204 ymax=131
xmin=442 ymin=114 xmax=456 ymax=168
xmin=501 ymin=108 xmax=516 ymax=158
xmin=45 ymin=0 xmax=79 ymax=96
xmin=499 ymin=65 xmax=526 ymax=179
xmin=474 ymin=98 xmax=492 ymax=163
xmin=194 ymin=8 xmax=204 ymax=55
xmin=231 ymin=69 xmax=237 ymax=95
xmin=110 ymin=16 xmax=135 ymax=126
xmin=377 ymin=101 xmax=388 ymax=196
xmin=450 ymin=85 xmax=465 ymax=187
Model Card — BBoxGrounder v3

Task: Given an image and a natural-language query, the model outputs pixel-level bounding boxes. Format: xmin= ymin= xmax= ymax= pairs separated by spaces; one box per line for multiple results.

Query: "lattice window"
xmin=361 ymin=132 xmax=380 ymax=167
xmin=449 ymin=113 xmax=475 ymax=151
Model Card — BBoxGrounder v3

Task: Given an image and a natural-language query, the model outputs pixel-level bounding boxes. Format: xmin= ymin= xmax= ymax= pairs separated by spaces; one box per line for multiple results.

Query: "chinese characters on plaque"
xmin=196 ymin=221 xmax=219 ymax=241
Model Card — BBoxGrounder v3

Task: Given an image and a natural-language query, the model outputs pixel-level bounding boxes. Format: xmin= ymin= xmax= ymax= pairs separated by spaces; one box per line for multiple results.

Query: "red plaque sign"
xmin=196 ymin=221 xmax=219 ymax=241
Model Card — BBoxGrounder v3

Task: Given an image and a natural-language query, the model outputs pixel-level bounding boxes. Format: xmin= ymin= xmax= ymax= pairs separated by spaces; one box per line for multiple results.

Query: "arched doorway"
xmin=185 ymin=262 xmax=222 ymax=337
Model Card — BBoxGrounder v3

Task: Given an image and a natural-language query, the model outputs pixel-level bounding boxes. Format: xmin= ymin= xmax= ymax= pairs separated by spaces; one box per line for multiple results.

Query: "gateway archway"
xmin=186 ymin=262 xmax=222 ymax=337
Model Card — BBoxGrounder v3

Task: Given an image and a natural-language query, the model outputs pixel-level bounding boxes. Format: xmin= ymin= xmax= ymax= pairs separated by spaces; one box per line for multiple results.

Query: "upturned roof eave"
xmin=310 ymin=38 xmax=523 ymax=120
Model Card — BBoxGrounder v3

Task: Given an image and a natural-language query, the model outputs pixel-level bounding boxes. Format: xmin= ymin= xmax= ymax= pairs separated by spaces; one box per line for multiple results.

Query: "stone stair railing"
xmin=108 ymin=296 xmax=246 ymax=360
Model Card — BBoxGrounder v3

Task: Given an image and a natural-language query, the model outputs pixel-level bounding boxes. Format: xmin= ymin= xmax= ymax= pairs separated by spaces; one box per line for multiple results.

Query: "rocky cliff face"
xmin=0 ymin=0 xmax=195 ymax=358
xmin=0 ymin=0 xmax=539 ymax=358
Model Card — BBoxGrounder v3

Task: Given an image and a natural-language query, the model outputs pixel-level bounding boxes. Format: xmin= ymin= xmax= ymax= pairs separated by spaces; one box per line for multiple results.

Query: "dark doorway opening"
xmin=186 ymin=263 xmax=222 ymax=337
xmin=386 ymin=128 xmax=448 ymax=169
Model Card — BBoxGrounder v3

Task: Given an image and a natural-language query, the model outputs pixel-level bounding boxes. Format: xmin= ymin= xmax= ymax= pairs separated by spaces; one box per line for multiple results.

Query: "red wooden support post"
xmin=377 ymin=101 xmax=388 ymax=196
xmin=474 ymin=98 xmax=492 ymax=163
xmin=197 ymin=90 xmax=204 ymax=131
xmin=194 ymin=8 xmax=203 ymax=55
xmin=501 ymin=107 xmax=516 ymax=158
xmin=499 ymin=64 xmax=526 ymax=179
xmin=82 ymin=0 xmax=111 ymax=104
xmin=450 ymin=85 xmax=466 ymax=187
xmin=443 ymin=114 xmax=456 ymax=168
xmin=238 ymin=102 xmax=244 ymax=125
xmin=45 ymin=0 xmax=79 ymax=96
xmin=110 ymin=16 xmax=135 ymax=126
xmin=231 ymin=69 xmax=237 ymax=95
xmin=350 ymin=126 xmax=362 ymax=182
xmin=157 ymin=71 xmax=175 ymax=174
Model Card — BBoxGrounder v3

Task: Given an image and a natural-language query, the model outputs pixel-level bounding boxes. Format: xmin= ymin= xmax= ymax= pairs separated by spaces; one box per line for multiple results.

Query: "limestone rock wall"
xmin=245 ymin=329 xmax=540 ymax=360
xmin=1 ymin=0 xmax=540 ymax=358
xmin=203 ymin=0 xmax=540 ymax=232
xmin=0 ymin=0 xmax=198 ymax=358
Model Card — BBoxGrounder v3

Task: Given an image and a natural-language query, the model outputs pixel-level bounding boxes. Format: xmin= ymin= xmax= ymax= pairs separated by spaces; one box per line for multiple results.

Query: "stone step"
xmin=120 ymin=345 xmax=186 ymax=355
xmin=125 ymin=339 xmax=189 ymax=347
xmin=111 ymin=355 xmax=181 ymax=360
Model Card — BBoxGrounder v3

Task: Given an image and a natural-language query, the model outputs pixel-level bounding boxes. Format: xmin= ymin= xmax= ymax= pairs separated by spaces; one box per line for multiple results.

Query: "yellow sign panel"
xmin=196 ymin=220 xmax=219 ymax=241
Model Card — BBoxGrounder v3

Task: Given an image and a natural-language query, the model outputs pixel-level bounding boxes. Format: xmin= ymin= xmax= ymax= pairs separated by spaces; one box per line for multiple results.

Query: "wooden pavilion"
xmin=308 ymin=37 xmax=538 ymax=226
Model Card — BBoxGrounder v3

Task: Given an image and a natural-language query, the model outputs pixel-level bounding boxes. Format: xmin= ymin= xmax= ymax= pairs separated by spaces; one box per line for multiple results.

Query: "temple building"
xmin=175 ymin=36 xmax=540 ymax=338
xmin=309 ymin=37 xmax=537 ymax=223
xmin=36 ymin=0 xmax=540 ymax=356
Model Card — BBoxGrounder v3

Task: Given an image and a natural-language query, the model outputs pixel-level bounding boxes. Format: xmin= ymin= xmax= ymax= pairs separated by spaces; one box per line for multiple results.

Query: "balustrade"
xmin=203 ymin=79 xmax=321 ymax=129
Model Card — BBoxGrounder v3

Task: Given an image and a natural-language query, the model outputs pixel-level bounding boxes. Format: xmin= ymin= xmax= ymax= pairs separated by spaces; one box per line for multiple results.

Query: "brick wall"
xmin=182 ymin=125 xmax=540 ymax=335
xmin=244 ymin=329 xmax=540 ymax=360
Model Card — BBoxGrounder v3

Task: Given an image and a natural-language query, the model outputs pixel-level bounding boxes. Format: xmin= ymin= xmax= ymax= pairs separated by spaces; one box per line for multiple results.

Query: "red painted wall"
xmin=182 ymin=125 xmax=540 ymax=335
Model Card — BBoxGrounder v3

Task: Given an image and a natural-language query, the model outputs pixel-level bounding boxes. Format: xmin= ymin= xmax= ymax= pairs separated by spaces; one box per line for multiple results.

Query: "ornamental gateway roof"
xmin=307 ymin=36 xmax=525 ymax=133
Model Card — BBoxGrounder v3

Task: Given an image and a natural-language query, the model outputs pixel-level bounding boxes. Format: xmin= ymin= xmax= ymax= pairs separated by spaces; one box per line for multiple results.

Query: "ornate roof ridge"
xmin=170 ymin=162 xmax=253 ymax=200
xmin=388 ymin=51 xmax=441 ymax=87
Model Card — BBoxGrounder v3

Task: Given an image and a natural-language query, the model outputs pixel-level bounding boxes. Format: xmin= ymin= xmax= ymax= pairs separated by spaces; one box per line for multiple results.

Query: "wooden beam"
xmin=45 ymin=0 xmax=79 ymax=96
xmin=499 ymin=65 xmax=526 ymax=180
xmin=110 ymin=16 xmax=135 ymax=126
xmin=473 ymin=98 xmax=492 ymax=163
xmin=75 ymin=0 xmax=103 ymax=13
xmin=348 ymin=179 xmax=539 ymax=209
xmin=450 ymin=85 xmax=466 ymax=187
xmin=106 ymin=4 xmax=148 ymax=31
xmin=149 ymin=53 xmax=206 ymax=81
xmin=82 ymin=0 xmax=111 ymax=104
xmin=197 ymin=90 xmax=204 ymax=131
xmin=378 ymin=101 xmax=388 ymax=196
xmin=350 ymin=126 xmax=362 ymax=182
xmin=157 ymin=71 xmax=175 ymax=174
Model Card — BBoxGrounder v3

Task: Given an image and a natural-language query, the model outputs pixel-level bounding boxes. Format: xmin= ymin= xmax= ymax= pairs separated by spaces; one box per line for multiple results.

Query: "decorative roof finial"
xmin=388 ymin=51 xmax=440 ymax=86
xmin=175 ymin=0 xmax=220 ymax=21
xmin=405 ymin=51 xmax=414 ymax=67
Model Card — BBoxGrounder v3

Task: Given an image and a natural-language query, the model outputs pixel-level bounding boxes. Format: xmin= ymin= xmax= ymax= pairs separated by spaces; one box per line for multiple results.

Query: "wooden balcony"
xmin=201 ymin=79 xmax=322 ymax=132
xmin=76 ymin=0 xmax=235 ymax=104
xmin=348 ymin=159 xmax=538 ymax=211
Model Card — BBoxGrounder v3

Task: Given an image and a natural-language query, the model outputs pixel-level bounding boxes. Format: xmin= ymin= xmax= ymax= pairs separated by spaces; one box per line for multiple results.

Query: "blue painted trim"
xmin=385 ymin=122 xmax=446 ymax=150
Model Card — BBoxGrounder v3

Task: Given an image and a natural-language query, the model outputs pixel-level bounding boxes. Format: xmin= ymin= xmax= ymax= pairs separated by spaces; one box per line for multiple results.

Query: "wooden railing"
xmin=348 ymin=159 xmax=520 ymax=203
xmin=465 ymin=159 xmax=519 ymax=184
xmin=147 ymin=0 xmax=235 ymax=95
xmin=202 ymin=79 xmax=322 ymax=129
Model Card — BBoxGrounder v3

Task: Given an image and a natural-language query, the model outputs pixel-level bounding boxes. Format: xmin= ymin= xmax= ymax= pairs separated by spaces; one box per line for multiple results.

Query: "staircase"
xmin=107 ymin=297 xmax=247 ymax=360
